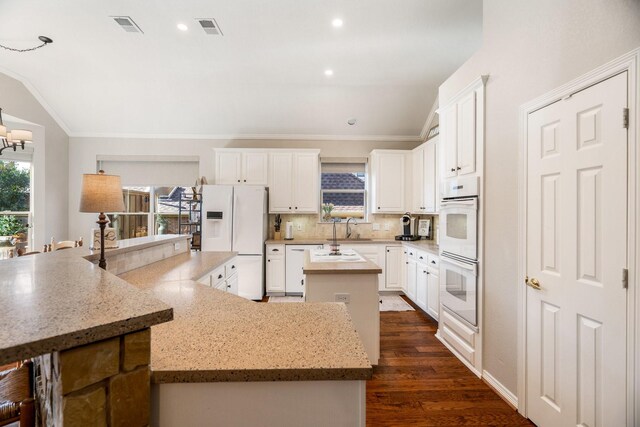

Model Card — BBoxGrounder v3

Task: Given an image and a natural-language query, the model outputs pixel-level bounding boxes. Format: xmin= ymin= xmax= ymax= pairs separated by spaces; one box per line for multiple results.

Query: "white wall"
xmin=67 ymin=136 xmax=418 ymax=241
xmin=439 ymin=0 xmax=640 ymax=394
xmin=0 ymin=72 xmax=69 ymax=248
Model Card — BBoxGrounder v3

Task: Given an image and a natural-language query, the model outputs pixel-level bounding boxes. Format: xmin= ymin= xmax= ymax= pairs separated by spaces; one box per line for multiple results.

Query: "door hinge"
xmin=623 ymin=108 xmax=629 ymax=129
xmin=623 ymin=268 xmax=629 ymax=289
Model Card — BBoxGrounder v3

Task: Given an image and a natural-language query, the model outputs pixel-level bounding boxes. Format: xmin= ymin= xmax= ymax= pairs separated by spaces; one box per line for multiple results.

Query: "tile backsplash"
xmin=268 ymin=214 xmax=439 ymax=241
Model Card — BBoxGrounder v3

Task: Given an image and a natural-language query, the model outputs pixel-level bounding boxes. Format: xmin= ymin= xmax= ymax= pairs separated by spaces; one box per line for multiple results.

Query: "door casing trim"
xmin=517 ymin=47 xmax=640 ymax=425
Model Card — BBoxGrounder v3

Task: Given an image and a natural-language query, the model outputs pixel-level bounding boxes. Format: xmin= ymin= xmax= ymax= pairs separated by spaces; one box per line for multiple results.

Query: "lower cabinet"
xmin=384 ymin=246 xmax=403 ymax=291
xmin=416 ymin=263 xmax=428 ymax=311
xmin=197 ymin=257 xmax=239 ymax=295
xmin=406 ymin=257 xmax=417 ymax=302
xmin=426 ymin=267 xmax=439 ymax=320
xmin=266 ymin=244 xmax=286 ymax=294
xmin=403 ymin=246 xmax=439 ymax=320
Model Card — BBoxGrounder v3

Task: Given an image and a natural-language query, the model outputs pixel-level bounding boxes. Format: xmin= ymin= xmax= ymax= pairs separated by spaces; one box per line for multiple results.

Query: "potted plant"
xmin=0 ymin=215 xmax=26 ymax=247
xmin=322 ymin=203 xmax=334 ymax=222
xmin=157 ymin=215 xmax=168 ymax=235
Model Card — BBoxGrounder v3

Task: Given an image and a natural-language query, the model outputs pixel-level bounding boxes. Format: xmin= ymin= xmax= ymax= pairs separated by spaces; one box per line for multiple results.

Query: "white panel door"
xmin=215 ymin=151 xmax=242 ymax=184
xmin=268 ymin=152 xmax=294 ymax=213
xmin=242 ymin=152 xmax=268 ymax=185
xmin=457 ymin=91 xmax=476 ymax=176
xmin=385 ymin=246 xmax=402 ymax=290
xmin=235 ymin=255 xmax=264 ymax=300
xmin=526 ymin=72 xmax=628 ymax=427
xmin=423 ymin=139 xmax=437 ymax=212
xmin=293 ymin=153 xmax=319 ymax=213
xmin=416 ymin=264 xmax=428 ymax=311
xmin=441 ymin=104 xmax=458 ymax=179
xmin=375 ymin=153 xmax=405 ymax=213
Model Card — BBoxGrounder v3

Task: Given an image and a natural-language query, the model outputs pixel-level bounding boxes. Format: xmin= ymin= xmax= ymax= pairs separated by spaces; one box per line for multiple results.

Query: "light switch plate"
xmin=296 ymin=223 xmax=302 ymax=231
xmin=372 ymin=223 xmax=381 ymax=231
xmin=384 ymin=223 xmax=391 ymax=231
xmin=174 ymin=242 xmax=181 ymax=250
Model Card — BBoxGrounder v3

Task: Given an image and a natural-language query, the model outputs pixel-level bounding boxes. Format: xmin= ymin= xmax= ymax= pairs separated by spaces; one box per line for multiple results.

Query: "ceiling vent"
xmin=112 ymin=16 xmax=143 ymax=34
xmin=197 ymin=18 xmax=223 ymax=36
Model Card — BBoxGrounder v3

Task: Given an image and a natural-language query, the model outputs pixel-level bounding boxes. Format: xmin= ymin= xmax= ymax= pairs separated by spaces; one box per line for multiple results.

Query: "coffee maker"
xmin=395 ymin=213 xmax=419 ymax=241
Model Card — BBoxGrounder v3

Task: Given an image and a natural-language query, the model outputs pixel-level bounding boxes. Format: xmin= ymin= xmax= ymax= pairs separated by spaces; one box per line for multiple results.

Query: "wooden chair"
xmin=50 ymin=237 xmax=82 ymax=251
xmin=0 ymin=361 xmax=35 ymax=427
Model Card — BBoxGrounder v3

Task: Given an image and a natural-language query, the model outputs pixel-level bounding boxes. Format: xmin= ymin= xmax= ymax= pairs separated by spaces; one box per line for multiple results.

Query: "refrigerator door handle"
xmin=231 ymin=190 xmax=238 ymax=251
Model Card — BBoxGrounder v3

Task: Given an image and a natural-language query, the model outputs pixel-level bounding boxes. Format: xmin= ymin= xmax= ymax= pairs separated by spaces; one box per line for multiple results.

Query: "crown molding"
xmin=69 ymin=131 xmax=424 ymax=142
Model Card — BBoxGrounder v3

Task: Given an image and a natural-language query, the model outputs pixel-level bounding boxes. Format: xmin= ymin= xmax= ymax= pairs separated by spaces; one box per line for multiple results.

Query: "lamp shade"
xmin=79 ymin=171 xmax=125 ymax=213
xmin=10 ymin=129 xmax=32 ymax=143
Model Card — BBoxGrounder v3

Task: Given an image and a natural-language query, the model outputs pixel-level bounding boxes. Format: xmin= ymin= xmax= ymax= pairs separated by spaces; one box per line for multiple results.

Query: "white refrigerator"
xmin=201 ymin=185 xmax=267 ymax=300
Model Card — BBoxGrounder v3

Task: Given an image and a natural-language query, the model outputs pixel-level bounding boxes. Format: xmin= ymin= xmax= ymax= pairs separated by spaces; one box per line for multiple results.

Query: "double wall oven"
xmin=439 ymin=177 xmax=479 ymax=327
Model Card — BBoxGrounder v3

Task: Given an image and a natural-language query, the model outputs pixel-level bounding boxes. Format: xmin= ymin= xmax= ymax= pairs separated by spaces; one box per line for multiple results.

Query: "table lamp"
xmin=79 ymin=170 xmax=125 ymax=269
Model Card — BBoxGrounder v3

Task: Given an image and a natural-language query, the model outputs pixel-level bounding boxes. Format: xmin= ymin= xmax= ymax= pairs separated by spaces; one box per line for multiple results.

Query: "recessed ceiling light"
xmin=324 ymin=69 xmax=334 ymax=77
xmin=177 ymin=23 xmax=188 ymax=31
xmin=332 ymin=18 xmax=343 ymax=28
xmin=347 ymin=118 xmax=357 ymax=126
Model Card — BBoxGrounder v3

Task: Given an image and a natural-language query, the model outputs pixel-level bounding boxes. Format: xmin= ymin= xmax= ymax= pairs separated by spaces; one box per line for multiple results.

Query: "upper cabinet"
xmin=440 ymin=76 xmax=486 ymax=180
xmin=268 ymin=150 xmax=319 ymax=214
xmin=370 ymin=150 xmax=410 ymax=214
xmin=214 ymin=149 xmax=268 ymax=185
xmin=412 ymin=136 xmax=438 ymax=214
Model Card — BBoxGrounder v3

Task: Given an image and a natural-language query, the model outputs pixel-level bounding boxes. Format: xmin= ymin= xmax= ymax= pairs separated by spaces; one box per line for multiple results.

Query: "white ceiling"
xmin=0 ymin=0 xmax=482 ymax=140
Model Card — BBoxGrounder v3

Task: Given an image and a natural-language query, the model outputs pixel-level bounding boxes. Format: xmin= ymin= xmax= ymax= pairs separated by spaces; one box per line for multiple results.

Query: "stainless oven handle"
xmin=441 ymin=255 xmax=477 ymax=275
xmin=440 ymin=198 xmax=477 ymax=208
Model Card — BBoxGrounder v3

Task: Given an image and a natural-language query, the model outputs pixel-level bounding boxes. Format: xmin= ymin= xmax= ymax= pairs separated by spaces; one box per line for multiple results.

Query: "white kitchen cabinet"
xmin=426 ymin=267 xmax=439 ymax=320
xmin=196 ymin=257 xmax=239 ymax=296
xmin=401 ymin=248 xmax=408 ymax=293
xmin=370 ymin=150 xmax=409 ymax=214
xmin=269 ymin=151 xmax=320 ymax=214
xmin=441 ymin=79 xmax=485 ymax=180
xmin=334 ymin=244 xmax=386 ymax=290
xmin=406 ymin=257 xmax=417 ymax=302
xmin=226 ymin=273 xmax=239 ymax=295
xmin=412 ymin=139 xmax=438 ymax=214
xmin=416 ymin=262 xmax=428 ymax=311
xmin=266 ymin=244 xmax=286 ymax=294
xmin=214 ymin=149 xmax=268 ymax=185
xmin=384 ymin=246 xmax=403 ymax=290
xmin=285 ymin=245 xmax=323 ymax=294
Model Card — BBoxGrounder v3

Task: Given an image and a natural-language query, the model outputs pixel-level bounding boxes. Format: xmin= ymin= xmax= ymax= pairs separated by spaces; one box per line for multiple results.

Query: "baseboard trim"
xmin=481 ymin=369 xmax=518 ymax=410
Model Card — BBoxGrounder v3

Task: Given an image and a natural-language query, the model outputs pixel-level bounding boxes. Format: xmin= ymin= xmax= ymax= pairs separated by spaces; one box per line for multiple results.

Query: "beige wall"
xmin=67 ymin=136 xmax=420 ymax=240
xmin=0 ymin=72 xmax=69 ymax=247
xmin=439 ymin=0 xmax=640 ymax=394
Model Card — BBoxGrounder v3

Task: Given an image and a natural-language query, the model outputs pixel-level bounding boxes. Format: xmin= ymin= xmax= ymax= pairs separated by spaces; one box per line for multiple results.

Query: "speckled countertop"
xmin=0 ymin=235 xmax=179 ymax=366
xmin=303 ymin=252 xmax=383 ymax=275
xmin=119 ymin=252 xmax=373 ymax=383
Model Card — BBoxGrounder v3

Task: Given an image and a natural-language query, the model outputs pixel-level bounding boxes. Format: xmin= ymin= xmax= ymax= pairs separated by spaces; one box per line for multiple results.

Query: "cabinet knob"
xmin=450 ymin=168 xmax=456 ymax=172
xmin=377 ymin=206 xmax=381 ymax=209
xmin=232 ymin=265 xmax=236 ymax=269
xmin=289 ymin=207 xmax=292 ymax=210
xmin=244 ymin=179 xmax=247 ymax=182
xmin=295 ymin=207 xmax=298 ymax=210
xmin=218 ymin=274 xmax=223 ymax=279
xmin=419 ymin=256 xmax=423 ymax=260
xmin=237 ymin=180 xmax=241 ymax=182
xmin=431 ymin=260 xmax=436 ymax=264
xmin=268 ymin=259 xmax=271 ymax=262
xmin=272 ymin=248 xmax=279 ymax=252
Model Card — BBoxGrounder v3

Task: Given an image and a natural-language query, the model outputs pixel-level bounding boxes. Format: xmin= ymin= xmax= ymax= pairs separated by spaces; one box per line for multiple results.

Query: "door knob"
xmin=525 ymin=276 xmax=542 ymax=290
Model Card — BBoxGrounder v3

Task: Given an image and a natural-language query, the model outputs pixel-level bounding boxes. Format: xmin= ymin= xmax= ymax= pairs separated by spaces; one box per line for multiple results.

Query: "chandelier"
xmin=0 ymin=108 xmax=33 ymax=156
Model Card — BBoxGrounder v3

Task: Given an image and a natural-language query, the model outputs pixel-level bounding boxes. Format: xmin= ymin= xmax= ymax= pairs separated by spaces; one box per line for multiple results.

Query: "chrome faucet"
xmin=346 ymin=217 xmax=358 ymax=239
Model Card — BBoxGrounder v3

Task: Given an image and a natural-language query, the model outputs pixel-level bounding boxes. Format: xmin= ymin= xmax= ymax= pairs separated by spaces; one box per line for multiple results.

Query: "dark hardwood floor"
xmin=367 ymin=297 xmax=535 ymax=426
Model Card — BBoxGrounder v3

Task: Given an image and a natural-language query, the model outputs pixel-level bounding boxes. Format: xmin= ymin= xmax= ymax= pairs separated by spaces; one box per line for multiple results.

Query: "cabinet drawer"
xmin=225 ymin=260 xmax=238 ymax=277
xmin=441 ymin=309 xmax=475 ymax=348
xmin=267 ymin=244 xmax=285 ymax=254
xmin=416 ymin=250 xmax=429 ymax=263
xmin=427 ymin=253 xmax=439 ymax=269
xmin=211 ymin=266 xmax=226 ymax=287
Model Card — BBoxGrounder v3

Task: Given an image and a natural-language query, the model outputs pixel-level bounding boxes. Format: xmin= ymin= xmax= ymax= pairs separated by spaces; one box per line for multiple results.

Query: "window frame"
xmin=319 ymin=163 xmax=368 ymax=223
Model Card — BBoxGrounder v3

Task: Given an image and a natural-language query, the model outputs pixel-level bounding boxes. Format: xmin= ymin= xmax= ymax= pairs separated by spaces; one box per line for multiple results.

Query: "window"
xmin=108 ymin=186 xmax=192 ymax=239
xmin=0 ymin=160 xmax=31 ymax=243
xmin=320 ymin=161 xmax=367 ymax=222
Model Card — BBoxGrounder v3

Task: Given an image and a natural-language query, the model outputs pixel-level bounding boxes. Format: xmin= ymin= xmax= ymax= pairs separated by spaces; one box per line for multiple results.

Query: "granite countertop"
xmin=119 ymin=252 xmax=373 ymax=383
xmin=303 ymin=251 xmax=383 ymax=275
xmin=402 ymin=240 xmax=440 ymax=255
xmin=0 ymin=235 xmax=180 ymax=366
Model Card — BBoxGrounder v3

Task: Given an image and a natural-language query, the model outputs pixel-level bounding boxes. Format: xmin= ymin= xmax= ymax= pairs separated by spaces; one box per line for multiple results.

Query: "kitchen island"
xmin=119 ymin=249 xmax=372 ymax=427
xmin=303 ymin=249 xmax=382 ymax=365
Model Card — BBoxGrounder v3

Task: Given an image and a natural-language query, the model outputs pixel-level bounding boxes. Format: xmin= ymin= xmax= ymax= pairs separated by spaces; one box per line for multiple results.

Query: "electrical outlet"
xmin=372 ymin=223 xmax=381 ymax=231
xmin=384 ymin=222 xmax=391 ymax=231
xmin=174 ymin=242 xmax=181 ymax=250
xmin=335 ymin=293 xmax=350 ymax=304
xmin=296 ymin=223 xmax=302 ymax=231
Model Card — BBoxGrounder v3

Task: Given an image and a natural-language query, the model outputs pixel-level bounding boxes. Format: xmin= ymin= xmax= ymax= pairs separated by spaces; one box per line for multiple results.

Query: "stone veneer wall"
xmin=34 ymin=328 xmax=151 ymax=427
xmin=99 ymin=239 xmax=189 ymax=276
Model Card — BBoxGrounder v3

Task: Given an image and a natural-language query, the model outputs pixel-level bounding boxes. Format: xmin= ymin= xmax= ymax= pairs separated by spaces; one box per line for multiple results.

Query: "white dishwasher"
xmin=285 ymin=244 xmax=323 ymax=295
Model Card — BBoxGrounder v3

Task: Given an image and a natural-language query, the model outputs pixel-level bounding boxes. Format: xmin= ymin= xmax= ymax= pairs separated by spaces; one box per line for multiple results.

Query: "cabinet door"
xmin=266 ymin=254 xmax=286 ymax=292
xmin=384 ymin=246 xmax=402 ymax=290
xmin=215 ymin=151 xmax=242 ymax=184
xmin=400 ymin=248 xmax=408 ymax=292
xmin=416 ymin=264 xmax=428 ymax=311
xmin=268 ymin=152 xmax=294 ymax=213
xmin=242 ymin=152 xmax=268 ymax=185
xmin=375 ymin=153 xmax=405 ymax=213
xmin=427 ymin=270 xmax=439 ymax=320
xmin=293 ymin=153 xmax=319 ymax=213
xmin=423 ymin=139 xmax=437 ymax=212
xmin=441 ymin=104 xmax=458 ymax=179
xmin=412 ymin=147 xmax=425 ymax=212
xmin=226 ymin=273 xmax=239 ymax=295
xmin=457 ymin=91 xmax=476 ymax=176
xmin=285 ymin=246 xmax=308 ymax=294
xmin=406 ymin=258 xmax=417 ymax=302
